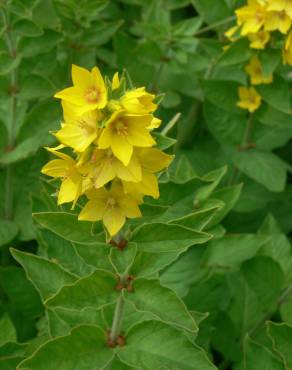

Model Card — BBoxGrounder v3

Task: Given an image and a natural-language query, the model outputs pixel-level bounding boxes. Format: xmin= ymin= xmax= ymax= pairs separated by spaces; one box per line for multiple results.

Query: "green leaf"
xmin=109 ymin=242 xmax=137 ymax=274
xmin=0 ymin=343 xmax=26 ymax=370
xmin=45 ymin=270 xmax=117 ymax=309
xmin=244 ymin=336 xmax=285 ymax=370
xmin=201 ymin=79 xmax=239 ymax=112
xmin=126 ymin=278 xmax=197 ymax=333
xmin=13 ymin=19 xmax=43 ymax=37
xmin=33 ymin=212 xmax=105 ymax=244
xmin=0 ymin=313 xmax=16 ymax=346
xmin=191 ymin=0 xmax=230 ymax=24
xmin=195 ymin=165 xmax=228 ymax=201
xmin=38 ymin=229 xmax=93 ymax=277
xmin=230 ymin=149 xmax=287 ymax=192
xmin=267 ymin=322 xmax=292 ymax=369
xmin=0 ymin=266 xmax=43 ymax=318
xmin=218 ymin=38 xmax=251 ymax=67
xmin=117 ymin=320 xmax=216 ymax=370
xmin=18 ymin=30 xmax=63 ymax=58
xmin=259 ymin=48 xmax=281 ymax=77
xmin=20 ymin=75 xmax=55 ymax=100
xmin=0 ymin=219 xmax=18 ymax=246
xmin=11 ymin=249 xmax=77 ymax=301
xmin=18 ymin=325 xmax=113 ymax=370
xmin=257 ymin=75 xmax=291 ymax=114
xmin=73 ymin=242 xmax=113 ymax=271
xmin=152 ymin=132 xmax=177 ymax=150
xmin=171 ymin=205 xmax=222 ymax=231
xmin=82 ymin=20 xmax=124 ymax=46
xmin=203 ymin=234 xmax=269 ymax=268
xmin=131 ymin=223 xmax=211 ymax=252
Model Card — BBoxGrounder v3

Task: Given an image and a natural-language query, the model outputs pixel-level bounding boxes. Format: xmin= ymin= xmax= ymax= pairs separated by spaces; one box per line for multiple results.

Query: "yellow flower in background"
xmin=41 ymin=148 xmax=84 ymax=206
xmin=267 ymin=0 xmax=292 ymax=18
xmin=54 ymin=101 xmax=101 ymax=152
xmin=55 ymin=64 xmax=107 ymax=113
xmin=283 ymin=30 xmax=292 ymax=63
xmin=112 ymin=72 xmax=120 ymax=90
xmin=245 ymin=55 xmax=273 ymax=84
xmin=264 ymin=9 xmax=291 ymax=33
xmin=78 ymin=182 xmax=141 ymax=236
xmin=247 ymin=30 xmax=271 ymax=48
xmin=88 ymin=148 xmax=142 ymax=189
xmin=237 ymin=86 xmax=262 ymax=112
xmin=236 ymin=0 xmax=267 ymax=35
xmin=98 ymin=111 xmax=155 ymax=166
xmin=123 ymin=148 xmax=174 ymax=199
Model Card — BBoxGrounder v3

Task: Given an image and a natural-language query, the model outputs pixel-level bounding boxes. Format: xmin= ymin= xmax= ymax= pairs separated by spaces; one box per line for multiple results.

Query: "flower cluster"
xmin=225 ymin=0 xmax=292 ymax=113
xmin=41 ymin=65 xmax=173 ymax=236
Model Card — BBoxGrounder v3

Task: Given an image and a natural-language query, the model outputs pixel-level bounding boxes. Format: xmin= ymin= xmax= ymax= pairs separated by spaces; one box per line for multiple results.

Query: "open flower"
xmin=237 ymin=86 xmax=262 ymax=112
xmin=41 ymin=148 xmax=84 ymax=206
xmin=264 ymin=9 xmax=291 ymax=33
xmin=123 ymin=148 xmax=174 ymax=199
xmin=236 ymin=0 xmax=267 ymax=36
xmin=54 ymin=101 xmax=102 ymax=152
xmin=54 ymin=65 xmax=107 ymax=113
xmin=245 ymin=55 xmax=273 ymax=84
xmin=88 ymin=148 xmax=142 ymax=189
xmin=98 ymin=111 xmax=155 ymax=166
xmin=78 ymin=182 xmax=141 ymax=235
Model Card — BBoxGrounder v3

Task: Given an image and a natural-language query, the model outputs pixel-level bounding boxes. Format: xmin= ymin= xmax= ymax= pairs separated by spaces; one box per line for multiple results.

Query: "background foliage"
xmin=1 ymin=0 xmax=292 ymax=369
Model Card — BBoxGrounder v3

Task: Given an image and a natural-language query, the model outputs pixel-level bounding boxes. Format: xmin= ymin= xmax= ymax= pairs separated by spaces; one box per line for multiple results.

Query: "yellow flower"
xmin=283 ymin=30 xmax=292 ymax=64
xmin=123 ymin=148 xmax=173 ymax=199
xmin=54 ymin=101 xmax=101 ymax=152
xmin=120 ymin=87 xmax=157 ymax=114
xmin=78 ymin=182 xmax=141 ymax=236
xmin=41 ymin=148 xmax=84 ymax=206
xmin=264 ymin=9 xmax=291 ymax=33
xmin=237 ymin=86 xmax=262 ymax=112
xmin=267 ymin=0 xmax=292 ymax=18
xmin=245 ymin=55 xmax=273 ymax=84
xmin=98 ymin=111 xmax=155 ymax=166
xmin=236 ymin=0 xmax=267 ymax=36
xmin=247 ymin=30 xmax=271 ymax=48
xmin=54 ymin=64 xmax=107 ymax=113
xmin=147 ymin=117 xmax=161 ymax=130
xmin=88 ymin=148 xmax=142 ymax=189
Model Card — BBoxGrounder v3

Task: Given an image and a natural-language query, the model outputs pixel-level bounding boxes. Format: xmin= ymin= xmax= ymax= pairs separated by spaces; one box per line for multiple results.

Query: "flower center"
xmin=84 ymin=87 xmax=100 ymax=104
xmin=115 ymin=120 xmax=128 ymax=137
xmin=107 ymin=197 xmax=116 ymax=208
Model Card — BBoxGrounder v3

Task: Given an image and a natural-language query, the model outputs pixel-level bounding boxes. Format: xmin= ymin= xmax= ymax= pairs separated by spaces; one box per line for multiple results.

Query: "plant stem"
xmin=193 ymin=15 xmax=237 ymax=37
xmin=1 ymin=8 xmax=18 ymax=220
xmin=109 ymin=293 xmax=125 ymax=343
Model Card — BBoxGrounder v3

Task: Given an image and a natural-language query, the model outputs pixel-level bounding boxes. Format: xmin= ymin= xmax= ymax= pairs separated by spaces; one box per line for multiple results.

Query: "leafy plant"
xmin=1 ymin=0 xmax=292 ymax=369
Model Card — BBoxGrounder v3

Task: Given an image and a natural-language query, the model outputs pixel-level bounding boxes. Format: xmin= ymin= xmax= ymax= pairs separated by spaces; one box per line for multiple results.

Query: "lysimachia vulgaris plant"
xmin=11 ymin=65 xmax=221 ymax=370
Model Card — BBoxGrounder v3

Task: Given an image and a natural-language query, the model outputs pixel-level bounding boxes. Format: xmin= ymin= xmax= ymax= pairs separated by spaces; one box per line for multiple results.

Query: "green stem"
xmin=1 ymin=8 xmax=18 ymax=220
xmin=193 ymin=15 xmax=236 ymax=37
xmin=228 ymin=113 xmax=254 ymax=185
xmin=109 ymin=293 xmax=125 ymax=343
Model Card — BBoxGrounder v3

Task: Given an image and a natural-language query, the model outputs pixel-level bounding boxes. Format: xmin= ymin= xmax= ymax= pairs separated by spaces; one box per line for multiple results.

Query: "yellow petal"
xmin=55 ymin=124 xmax=97 ymax=152
xmin=103 ymin=207 xmax=125 ymax=236
xmin=92 ymin=159 xmax=116 ymax=188
xmin=72 ymin=64 xmax=93 ymax=90
xmin=113 ymin=153 xmax=142 ymax=182
xmin=111 ymin=134 xmax=133 ymax=166
xmin=112 ymin=72 xmax=120 ymax=90
xmin=78 ymin=199 xmax=106 ymax=221
xmin=54 ymin=86 xmax=84 ymax=106
xmin=58 ymin=178 xmax=80 ymax=205
xmin=137 ymin=148 xmax=174 ymax=173
xmin=41 ymin=159 xmax=68 ymax=177
xmin=119 ymin=195 xmax=141 ymax=218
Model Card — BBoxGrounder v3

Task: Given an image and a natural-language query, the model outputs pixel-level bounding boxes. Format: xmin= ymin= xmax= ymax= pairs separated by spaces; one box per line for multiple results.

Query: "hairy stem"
xmin=1 ymin=8 xmax=18 ymax=220
xmin=109 ymin=293 xmax=125 ymax=342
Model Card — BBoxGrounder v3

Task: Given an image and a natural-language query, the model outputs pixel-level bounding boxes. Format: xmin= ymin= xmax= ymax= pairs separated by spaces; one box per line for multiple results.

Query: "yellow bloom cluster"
xmin=41 ymin=65 xmax=173 ymax=236
xmin=228 ymin=0 xmax=292 ymax=113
